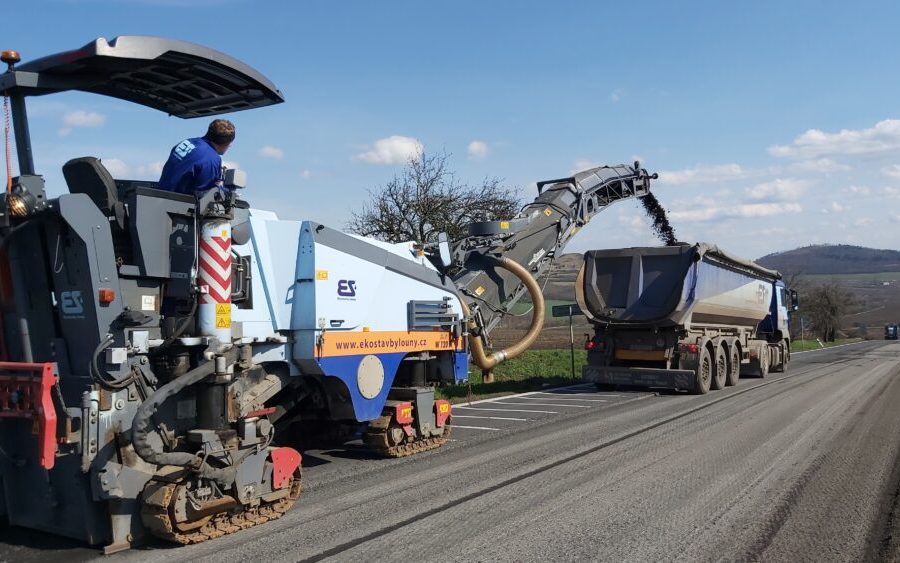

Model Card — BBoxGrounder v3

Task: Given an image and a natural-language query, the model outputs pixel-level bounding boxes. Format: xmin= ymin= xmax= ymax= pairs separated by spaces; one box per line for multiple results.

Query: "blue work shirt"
xmin=158 ymin=137 xmax=223 ymax=196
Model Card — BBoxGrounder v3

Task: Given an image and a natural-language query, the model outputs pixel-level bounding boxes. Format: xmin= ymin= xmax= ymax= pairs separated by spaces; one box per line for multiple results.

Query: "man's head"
xmin=204 ymin=119 xmax=236 ymax=155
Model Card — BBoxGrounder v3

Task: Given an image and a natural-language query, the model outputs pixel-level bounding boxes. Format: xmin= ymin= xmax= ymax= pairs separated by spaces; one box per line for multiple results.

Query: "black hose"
xmin=89 ymin=335 xmax=135 ymax=390
xmin=149 ymin=296 xmax=199 ymax=355
xmin=131 ymin=346 xmax=240 ymax=484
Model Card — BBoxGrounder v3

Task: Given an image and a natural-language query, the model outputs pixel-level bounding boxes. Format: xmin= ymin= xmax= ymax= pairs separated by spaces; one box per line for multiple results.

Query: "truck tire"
xmin=743 ymin=346 xmax=769 ymax=378
xmin=692 ymin=346 xmax=713 ymax=394
xmin=711 ymin=345 xmax=727 ymax=390
xmin=758 ymin=351 xmax=769 ymax=378
xmin=771 ymin=342 xmax=788 ymax=373
xmin=725 ymin=345 xmax=740 ymax=387
xmin=771 ymin=346 xmax=785 ymax=373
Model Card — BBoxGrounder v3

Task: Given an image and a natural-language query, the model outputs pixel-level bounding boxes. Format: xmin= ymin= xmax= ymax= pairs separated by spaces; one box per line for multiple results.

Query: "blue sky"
xmin=4 ymin=0 xmax=900 ymax=259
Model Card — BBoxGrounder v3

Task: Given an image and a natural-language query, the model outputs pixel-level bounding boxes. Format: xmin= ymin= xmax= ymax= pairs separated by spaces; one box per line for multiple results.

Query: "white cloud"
xmin=844 ymin=185 xmax=872 ymax=196
xmin=610 ymin=88 xmax=624 ymax=102
xmin=768 ymin=119 xmax=900 ymax=159
xmin=822 ymin=201 xmax=846 ymax=214
xmin=657 ymin=163 xmax=747 ymax=185
xmin=881 ymin=186 xmax=900 ymax=198
xmin=356 ymin=135 xmax=423 ymax=165
xmin=63 ymin=110 xmax=106 ymax=128
xmin=467 ymin=140 xmax=489 ymax=160
xmin=746 ymin=178 xmax=809 ymax=202
xmin=300 ymin=169 xmax=312 ymax=179
xmin=101 ymin=159 xmax=130 ymax=178
xmin=58 ymin=128 xmax=72 ymax=137
xmin=854 ymin=217 xmax=874 ymax=227
xmin=669 ymin=202 xmax=802 ymax=223
xmin=136 ymin=161 xmax=164 ymax=179
xmin=882 ymin=164 xmax=900 ymax=179
xmin=790 ymin=158 xmax=851 ymax=173
xmin=259 ymin=145 xmax=284 ymax=159
xmin=618 ymin=213 xmax=647 ymax=229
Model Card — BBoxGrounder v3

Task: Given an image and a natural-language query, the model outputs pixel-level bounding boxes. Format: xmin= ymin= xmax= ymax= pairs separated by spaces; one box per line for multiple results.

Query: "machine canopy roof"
xmin=0 ymin=35 xmax=283 ymax=118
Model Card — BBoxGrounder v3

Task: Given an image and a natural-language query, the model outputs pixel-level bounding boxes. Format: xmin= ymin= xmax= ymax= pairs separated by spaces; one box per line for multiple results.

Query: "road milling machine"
xmin=0 ymin=36 xmax=655 ymax=551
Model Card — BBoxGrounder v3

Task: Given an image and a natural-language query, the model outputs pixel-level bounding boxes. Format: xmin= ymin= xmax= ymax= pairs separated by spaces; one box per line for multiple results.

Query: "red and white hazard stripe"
xmin=199 ymin=233 xmax=231 ymax=305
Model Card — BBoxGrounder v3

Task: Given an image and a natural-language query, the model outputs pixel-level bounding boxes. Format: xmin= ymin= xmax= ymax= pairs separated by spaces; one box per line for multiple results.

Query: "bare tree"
xmin=347 ymin=153 xmax=522 ymax=243
xmin=804 ymin=281 xmax=851 ymax=342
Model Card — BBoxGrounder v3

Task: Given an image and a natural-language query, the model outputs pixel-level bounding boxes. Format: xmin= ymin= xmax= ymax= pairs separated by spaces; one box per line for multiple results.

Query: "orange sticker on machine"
xmin=320 ymin=330 xmax=463 ymax=357
xmin=434 ymin=399 xmax=451 ymax=426
xmin=395 ymin=403 xmax=414 ymax=424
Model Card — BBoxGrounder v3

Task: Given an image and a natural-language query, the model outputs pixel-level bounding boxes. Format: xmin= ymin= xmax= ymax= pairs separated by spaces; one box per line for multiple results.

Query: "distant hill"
xmin=756 ymin=245 xmax=900 ymax=275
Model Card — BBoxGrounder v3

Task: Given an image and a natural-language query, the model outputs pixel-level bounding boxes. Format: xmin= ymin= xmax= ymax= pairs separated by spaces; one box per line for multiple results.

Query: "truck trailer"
xmin=577 ymin=243 xmax=798 ymax=393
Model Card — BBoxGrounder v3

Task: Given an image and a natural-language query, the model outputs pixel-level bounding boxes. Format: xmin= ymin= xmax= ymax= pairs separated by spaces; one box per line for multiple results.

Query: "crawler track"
xmin=140 ymin=473 xmax=302 ymax=545
xmin=363 ymin=415 xmax=452 ymax=457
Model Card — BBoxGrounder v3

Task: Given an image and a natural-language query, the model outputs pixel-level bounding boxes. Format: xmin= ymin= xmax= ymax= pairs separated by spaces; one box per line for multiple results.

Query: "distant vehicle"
xmin=885 ymin=324 xmax=899 ymax=340
xmin=578 ymin=243 xmax=798 ymax=394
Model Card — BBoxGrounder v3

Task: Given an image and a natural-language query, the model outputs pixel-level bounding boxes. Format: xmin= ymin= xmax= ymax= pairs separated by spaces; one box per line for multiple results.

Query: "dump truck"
xmin=577 ymin=243 xmax=798 ymax=393
xmin=0 ymin=36 xmax=655 ymax=551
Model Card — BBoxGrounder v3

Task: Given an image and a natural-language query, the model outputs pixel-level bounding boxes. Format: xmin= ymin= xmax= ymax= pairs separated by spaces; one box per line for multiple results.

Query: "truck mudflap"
xmin=0 ymin=362 xmax=58 ymax=469
xmin=584 ymin=364 xmax=697 ymax=391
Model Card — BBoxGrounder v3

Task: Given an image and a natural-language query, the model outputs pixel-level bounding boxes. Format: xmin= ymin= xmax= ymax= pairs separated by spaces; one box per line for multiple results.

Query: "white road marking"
xmin=492 ymin=401 xmax=592 ymax=408
xmin=452 ymin=415 xmax=528 ymax=422
xmin=452 ymin=425 xmax=500 ymax=431
xmin=453 ymin=406 xmax=559 ymax=414
xmin=512 ymin=396 xmax=608 ymax=403
xmin=458 ymin=383 xmax=594 ymax=406
xmin=543 ymin=392 xmax=624 ymax=398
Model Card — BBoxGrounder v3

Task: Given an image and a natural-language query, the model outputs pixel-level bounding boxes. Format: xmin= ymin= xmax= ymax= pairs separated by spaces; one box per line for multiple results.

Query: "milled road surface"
xmin=3 ymin=341 xmax=900 ymax=562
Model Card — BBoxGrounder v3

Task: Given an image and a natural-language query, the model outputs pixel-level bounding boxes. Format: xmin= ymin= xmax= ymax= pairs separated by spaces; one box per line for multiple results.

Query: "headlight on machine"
xmin=4 ymin=184 xmax=37 ymax=218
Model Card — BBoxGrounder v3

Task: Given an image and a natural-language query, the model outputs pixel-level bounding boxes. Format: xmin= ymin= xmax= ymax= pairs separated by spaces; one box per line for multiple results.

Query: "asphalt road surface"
xmin=3 ymin=340 xmax=900 ymax=562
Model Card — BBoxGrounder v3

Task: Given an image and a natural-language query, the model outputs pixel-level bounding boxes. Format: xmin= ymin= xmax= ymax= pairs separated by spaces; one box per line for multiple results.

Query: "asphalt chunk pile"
xmin=640 ymin=193 xmax=678 ymax=246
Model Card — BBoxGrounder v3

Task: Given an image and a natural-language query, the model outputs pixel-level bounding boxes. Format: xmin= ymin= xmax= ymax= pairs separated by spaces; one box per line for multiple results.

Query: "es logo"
xmin=60 ymin=290 xmax=85 ymax=316
xmin=337 ymin=280 xmax=357 ymax=298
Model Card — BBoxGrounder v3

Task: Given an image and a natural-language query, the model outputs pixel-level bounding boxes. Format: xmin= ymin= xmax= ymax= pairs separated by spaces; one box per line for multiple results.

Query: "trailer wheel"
xmin=711 ymin=346 xmax=727 ymax=390
xmin=725 ymin=345 xmax=740 ymax=386
xmin=745 ymin=347 xmax=769 ymax=378
xmin=758 ymin=350 xmax=769 ymax=378
xmin=692 ymin=346 xmax=713 ymax=394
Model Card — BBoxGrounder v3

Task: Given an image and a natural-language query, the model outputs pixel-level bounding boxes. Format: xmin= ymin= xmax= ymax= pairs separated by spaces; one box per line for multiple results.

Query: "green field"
xmin=507 ymin=298 xmax=576 ymax=315
xmin=792 ymin=338 xmax=863 ymax=352
xmin=436 ymin=348 xmax=586 ymax=403
xmin=799 ymin=272 xmax=900 ymax=284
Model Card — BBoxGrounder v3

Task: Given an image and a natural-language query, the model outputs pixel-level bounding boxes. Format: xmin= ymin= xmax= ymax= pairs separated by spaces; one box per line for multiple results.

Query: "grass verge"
xmin=436 ymin=348 xmax=586 ymax=404
xmin=792 ymin=337 xmax=863 ymax=352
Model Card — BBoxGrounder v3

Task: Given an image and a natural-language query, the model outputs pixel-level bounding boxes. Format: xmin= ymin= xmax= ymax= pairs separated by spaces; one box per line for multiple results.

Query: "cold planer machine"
xmin=0 ymin=36 xmax=655 ymax=551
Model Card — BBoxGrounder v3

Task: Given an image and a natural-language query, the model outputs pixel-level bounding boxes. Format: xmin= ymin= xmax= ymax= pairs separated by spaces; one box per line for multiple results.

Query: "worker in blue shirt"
xmin=158 ymin=119 xmax=235 ymax=196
